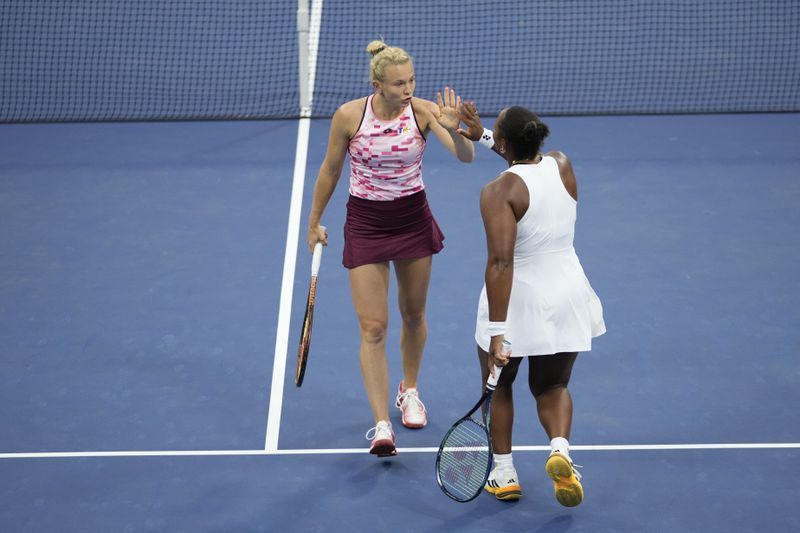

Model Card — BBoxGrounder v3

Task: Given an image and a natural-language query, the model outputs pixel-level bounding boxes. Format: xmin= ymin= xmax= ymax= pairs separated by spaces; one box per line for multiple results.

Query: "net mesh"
xmin=1 ymin=1 xmax=297 ymax=121
xmin=314 ymin=0 xmax=800 ymax=116
xmin=2 ymin=0 xmax=798 ymax=122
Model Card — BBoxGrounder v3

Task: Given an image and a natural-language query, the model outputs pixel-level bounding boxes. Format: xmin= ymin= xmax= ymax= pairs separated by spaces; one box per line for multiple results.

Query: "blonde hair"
xmin=366 ymin=40 xmax=412 ymax=82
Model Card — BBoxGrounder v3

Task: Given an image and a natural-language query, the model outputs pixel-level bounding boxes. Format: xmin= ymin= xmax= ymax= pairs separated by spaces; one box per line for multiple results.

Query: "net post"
xmin=297 ymin=0 xmax=311 ymax=118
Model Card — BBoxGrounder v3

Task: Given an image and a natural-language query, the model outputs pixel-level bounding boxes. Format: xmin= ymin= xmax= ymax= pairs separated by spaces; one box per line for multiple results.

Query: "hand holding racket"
xmin=435 ymin=340 xmax=511 ymax=502
xmin=295 ymin=240 xmax=323 ymax=387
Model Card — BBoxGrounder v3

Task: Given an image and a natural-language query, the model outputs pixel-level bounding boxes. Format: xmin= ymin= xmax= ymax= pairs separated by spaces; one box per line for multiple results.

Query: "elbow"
xmin=319 ymin=161 xmax=343 ymax=182
xmin=459 ymin=149 xmax=475 ymax=163
xmin=488 ymin=256 xmax=513 ymax=273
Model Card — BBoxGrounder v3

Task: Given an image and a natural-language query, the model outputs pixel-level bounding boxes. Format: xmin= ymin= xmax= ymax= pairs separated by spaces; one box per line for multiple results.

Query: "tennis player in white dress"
xmin=461 ymin=103 xmax=604 ymax=506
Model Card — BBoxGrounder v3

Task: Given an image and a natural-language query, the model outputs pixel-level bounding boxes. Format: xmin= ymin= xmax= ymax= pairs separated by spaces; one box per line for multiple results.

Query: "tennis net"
xmin=312 ymin=0 xmax=800 ymax=116
xmin=1 ymin=0 xmax=297 ymax=121
xmin=2 ymin=0 xmax=798 ymax=122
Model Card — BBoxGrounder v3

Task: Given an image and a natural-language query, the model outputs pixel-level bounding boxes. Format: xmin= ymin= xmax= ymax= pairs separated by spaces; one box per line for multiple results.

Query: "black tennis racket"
xmin=435 ymin=360 xmax=505 ymax=502
xmin=295 ymin=242 xmax=323 ymax=387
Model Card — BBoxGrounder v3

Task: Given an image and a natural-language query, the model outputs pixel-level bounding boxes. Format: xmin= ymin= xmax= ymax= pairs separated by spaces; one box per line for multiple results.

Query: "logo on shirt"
xmin=382 ymin=126 xmax=409 ymax=136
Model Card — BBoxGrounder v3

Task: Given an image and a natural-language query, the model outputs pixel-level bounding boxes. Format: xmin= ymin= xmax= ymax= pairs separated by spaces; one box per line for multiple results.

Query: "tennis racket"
xmin=295 ymin=241 xmax=323 ymax=387
xmin=436 ymin=347 xmax=508 ymax=502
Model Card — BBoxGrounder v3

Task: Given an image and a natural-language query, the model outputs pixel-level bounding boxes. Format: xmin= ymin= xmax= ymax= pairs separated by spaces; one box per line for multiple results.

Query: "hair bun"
xmin=522 ymin=121 xmax=539 ymax=141
xmin=366 ymin=40 xmax=388 ymax=56
xmin=538 ymin=122 xmax=550 ymax=139
xmin=523 ymin=120 xmax=550 ymax=141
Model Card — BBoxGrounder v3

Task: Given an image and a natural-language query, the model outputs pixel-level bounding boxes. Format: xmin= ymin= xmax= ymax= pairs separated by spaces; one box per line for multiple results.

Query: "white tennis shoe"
xmin=395 ymin=381 xmax=427 ymax=428
xmin=484 ymin=467 xmax=522 ymax=501
xmin=366 ymin=420 xmax=396 ymax=457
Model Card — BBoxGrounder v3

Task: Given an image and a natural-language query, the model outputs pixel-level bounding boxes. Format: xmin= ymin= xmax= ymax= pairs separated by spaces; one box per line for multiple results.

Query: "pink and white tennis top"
xmin=348 ymin=95 xmax=426 ymax=201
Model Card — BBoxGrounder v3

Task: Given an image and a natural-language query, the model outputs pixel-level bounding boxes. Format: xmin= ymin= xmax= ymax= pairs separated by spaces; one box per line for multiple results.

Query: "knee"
xmin=399 ymin=308 xmax=426 ymax=329
xmin=359 ymin=319 xmax=388 ymax=345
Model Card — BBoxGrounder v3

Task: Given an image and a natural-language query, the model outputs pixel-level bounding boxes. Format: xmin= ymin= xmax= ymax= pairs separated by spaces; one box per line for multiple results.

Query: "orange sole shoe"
xmin=545 ymin=452 xmax=583 ymax=507
xmin=484 ymin=480 xmax=522 ymax=501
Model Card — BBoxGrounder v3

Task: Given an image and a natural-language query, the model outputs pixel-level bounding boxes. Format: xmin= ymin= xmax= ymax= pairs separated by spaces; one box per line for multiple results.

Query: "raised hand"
xmin=435 ymin=86 xmax=462 ymax=131
xmin=457 ymin=100 xmax=484 ymax=141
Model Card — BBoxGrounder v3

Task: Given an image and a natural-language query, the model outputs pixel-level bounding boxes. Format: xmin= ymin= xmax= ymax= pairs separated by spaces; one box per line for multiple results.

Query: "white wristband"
xmin=478 ymin=128 xmax=494 ymax=149
xmin=487 ymin=321 xmax=506 ymax=337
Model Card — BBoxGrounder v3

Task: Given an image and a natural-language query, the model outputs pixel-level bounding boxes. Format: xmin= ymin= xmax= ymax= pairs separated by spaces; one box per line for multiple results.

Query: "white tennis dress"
xmin=475 ymin=156 xmax=606 ymax=356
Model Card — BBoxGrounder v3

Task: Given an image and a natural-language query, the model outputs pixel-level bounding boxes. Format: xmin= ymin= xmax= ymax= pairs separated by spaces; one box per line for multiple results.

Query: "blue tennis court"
xmin=2 ymin=112 xmax=798 ymax=532
xmin=2 ymin=1 xmax=799 ymax=532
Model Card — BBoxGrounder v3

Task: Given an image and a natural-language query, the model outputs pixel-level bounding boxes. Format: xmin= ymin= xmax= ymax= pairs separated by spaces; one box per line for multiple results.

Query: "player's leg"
xmin=478 ymin=348 xmax=520 ymax=452
xmin=479 ymin=347 xmax=522 ymax=500
xmin=393 ymin=255 xmax=431 ymax=388
xmin=392 ymin=255 xmax=432 ymax=428
xmin=530 ymin=352 xmax=583 ymax=507
xmin=349 ymin=262 xmax=395 ymax=455
xmin=529 ymin=352 xmax=578 ymax=439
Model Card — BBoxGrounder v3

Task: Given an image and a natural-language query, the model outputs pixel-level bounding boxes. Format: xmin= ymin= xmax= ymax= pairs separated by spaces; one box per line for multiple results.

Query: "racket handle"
xmin=486 ymin=340 xmax=511 ymax=390
xmin=311 ymin=242 xmax=323 ymax=275
xmin=486 ymin=365 xmax=503 ymax=389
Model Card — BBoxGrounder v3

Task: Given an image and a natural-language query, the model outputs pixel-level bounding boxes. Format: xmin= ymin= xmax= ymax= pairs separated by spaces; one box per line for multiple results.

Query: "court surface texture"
xmin=1 ymin=113 xmax=798 ymax=532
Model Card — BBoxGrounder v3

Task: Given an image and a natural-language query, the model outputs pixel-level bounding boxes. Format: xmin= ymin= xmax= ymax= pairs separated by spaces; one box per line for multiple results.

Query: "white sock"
xmin=493 ymin=453 xmax=515 ymax=473
xmin=550 ymin=437 xmax=570 ymax=458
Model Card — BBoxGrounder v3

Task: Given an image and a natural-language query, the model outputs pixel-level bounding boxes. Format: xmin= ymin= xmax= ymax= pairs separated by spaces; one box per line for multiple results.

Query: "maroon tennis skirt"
xmin=343 ymin=190 xmax=445 ymax=269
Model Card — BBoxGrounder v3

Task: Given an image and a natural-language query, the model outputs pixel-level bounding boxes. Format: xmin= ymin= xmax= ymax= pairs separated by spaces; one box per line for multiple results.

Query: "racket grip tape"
xmin=311 ymin=242 xmax=323 ymax=275
xmin=486 ymin=339 xmax=511 ymax=389
xmin=486 ymin=365 xmax=503 ymax=389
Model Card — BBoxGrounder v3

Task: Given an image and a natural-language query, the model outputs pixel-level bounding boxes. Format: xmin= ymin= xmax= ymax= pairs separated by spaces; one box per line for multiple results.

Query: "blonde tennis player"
xmin=306 ymin=40 xmax=474 ymax=457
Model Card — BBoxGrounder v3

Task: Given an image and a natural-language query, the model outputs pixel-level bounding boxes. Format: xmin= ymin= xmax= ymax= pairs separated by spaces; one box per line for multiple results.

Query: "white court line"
xmin=2 ymin=443 xmax=799 ymax=460
xmin=263 ymin=0 xmax=323 ymax=453
xmin=307 ymin=0 xmax=323 ymax=107
xmin=263 ymin=118 xmax=311 ymax=452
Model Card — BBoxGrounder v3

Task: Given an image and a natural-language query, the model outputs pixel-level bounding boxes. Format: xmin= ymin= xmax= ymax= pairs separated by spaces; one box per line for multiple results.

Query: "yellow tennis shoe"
xmin=545 ymin=451 xmax=583 ymax=507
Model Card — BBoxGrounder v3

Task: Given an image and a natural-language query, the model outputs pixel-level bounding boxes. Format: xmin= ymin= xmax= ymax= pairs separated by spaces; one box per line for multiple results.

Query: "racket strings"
xmin=438 ymin=417 xmax=490 ymax=500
